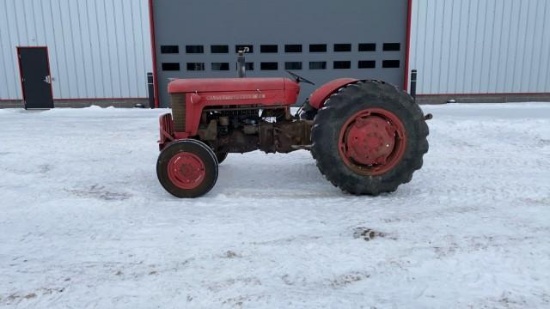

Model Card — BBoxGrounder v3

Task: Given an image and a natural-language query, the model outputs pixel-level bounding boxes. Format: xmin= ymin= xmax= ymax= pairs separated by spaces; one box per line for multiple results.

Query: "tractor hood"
xmin=168 ymin=78 xmax=298 ymax=94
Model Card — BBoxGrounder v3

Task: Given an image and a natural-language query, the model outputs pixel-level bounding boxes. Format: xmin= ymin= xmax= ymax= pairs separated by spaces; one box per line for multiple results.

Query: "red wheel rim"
xmin=338 ymin=108 xmax=407 ymax=176
xmin=167 ymin=152 xmax=206 ymax=190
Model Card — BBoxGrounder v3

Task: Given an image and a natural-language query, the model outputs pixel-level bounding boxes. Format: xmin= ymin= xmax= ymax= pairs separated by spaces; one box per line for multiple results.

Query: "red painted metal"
xmin=404 ymin=0 xmax=413 ymax=91
xmin=167 ymin=152 xmax=206 ymax=190
xmin=158 ymin=113 xmax=174 ymax=150
xmin=338 ymin=108 xmax=407 ymax=176
xmin=345 ymin=117 xmax=397 ymax=166
xmin=169 ymin=78 xmax=300 ymax=136
xmin=158 ymin=113 xmax=190 ymax=149
xmin=308 ymin=78 xmax=358 ymax=110
xmin=148 ymin=0 xmax=160 ymax=108
xmin=169 ymin=78 xmax=299 ymax=97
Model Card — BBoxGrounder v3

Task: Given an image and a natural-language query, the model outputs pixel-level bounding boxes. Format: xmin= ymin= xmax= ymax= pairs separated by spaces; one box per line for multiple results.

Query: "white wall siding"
xmin=410 ymin=0 xmax=550 ymax=95
xmin=0 ymin=0 xmax=152 ymax=100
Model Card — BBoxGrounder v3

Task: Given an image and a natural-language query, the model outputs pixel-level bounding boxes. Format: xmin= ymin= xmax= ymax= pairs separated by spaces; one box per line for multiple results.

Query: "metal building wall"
xmin=410 ymin=0 xmax=550 ymax=95
xmin=0 ymin=0 xmax=152 ymax=100
xmin=2 ymin=0 xmax=549 ymax=101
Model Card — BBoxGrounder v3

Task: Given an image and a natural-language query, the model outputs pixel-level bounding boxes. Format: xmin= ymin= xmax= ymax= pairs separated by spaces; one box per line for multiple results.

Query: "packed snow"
xmin=0 ymin=103 xmax=549 ymax=308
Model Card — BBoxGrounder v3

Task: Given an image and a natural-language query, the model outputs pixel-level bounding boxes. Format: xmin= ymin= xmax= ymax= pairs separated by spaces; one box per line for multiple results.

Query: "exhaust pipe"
xmin=237 ymin=47 xmax=249 ymax=78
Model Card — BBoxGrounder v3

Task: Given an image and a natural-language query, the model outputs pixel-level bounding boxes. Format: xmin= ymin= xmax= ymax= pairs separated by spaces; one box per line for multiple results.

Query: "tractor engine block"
xmin=197 ymin=107 xmax=312 ymax=154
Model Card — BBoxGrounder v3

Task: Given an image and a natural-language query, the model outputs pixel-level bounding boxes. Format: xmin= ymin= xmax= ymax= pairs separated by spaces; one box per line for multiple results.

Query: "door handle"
xmin=43 ymin=75 xmax=52 ymax=84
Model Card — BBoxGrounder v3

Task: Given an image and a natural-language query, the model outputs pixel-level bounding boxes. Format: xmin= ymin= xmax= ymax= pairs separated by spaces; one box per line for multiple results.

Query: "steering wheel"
xmin=286 ymin=71 xmax=315 ymax=85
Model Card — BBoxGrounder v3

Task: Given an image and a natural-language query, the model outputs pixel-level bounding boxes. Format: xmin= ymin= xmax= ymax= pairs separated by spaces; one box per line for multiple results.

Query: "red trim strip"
xmin=0 ymin=98 xmax=147 ymax=102
xmin=3 ymin=94 xmax=548 ymax=102
xmin=148 ymin=0 xmax=160 ymax=108
xmin=404 ymin=0 xmax=413 ymax=91
xmin=54 ymin=97 xmax=148 ymax=101
xmin=417 ymin=92 xmax=550 ymax=97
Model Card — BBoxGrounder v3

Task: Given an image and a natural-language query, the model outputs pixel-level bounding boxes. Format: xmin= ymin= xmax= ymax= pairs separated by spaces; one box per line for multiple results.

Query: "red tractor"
xmin=157 ymin=51 xmax=430 ymax=198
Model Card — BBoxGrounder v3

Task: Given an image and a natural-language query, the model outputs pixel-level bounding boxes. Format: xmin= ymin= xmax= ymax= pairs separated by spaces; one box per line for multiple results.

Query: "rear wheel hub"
xmin=339 ymin=108 xmax=407 ymax=175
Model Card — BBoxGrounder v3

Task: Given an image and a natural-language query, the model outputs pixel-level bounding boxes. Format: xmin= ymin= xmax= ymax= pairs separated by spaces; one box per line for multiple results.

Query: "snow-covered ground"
xmin=0 ymin=103 xmax=549 ymax=308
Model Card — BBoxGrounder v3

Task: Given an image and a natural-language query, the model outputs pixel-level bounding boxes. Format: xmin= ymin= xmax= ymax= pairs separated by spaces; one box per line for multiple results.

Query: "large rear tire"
xmin=157 ymin=139 xmax=218 ymax=198
xmin=311 ymin=80 xmax=429 ymax=195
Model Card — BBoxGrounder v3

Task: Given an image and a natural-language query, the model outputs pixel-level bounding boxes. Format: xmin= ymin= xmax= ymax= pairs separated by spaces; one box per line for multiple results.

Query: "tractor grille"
xmin=171 ymin=93 xmax=186 ymax=132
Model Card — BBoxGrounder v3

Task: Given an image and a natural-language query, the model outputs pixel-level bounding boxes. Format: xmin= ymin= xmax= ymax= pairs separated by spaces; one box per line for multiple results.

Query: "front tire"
xmin=215 ymin=151 xmax=229 ymax=164
xmin=157 ymin=139 xmax=218 ymax=198
xmin=311 ymin=80 xmax=429 ymax=195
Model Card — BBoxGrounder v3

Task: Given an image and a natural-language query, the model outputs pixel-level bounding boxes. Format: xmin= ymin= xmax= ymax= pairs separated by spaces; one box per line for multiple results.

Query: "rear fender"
xmin=308 ymin=78 xmax=359 ymax=110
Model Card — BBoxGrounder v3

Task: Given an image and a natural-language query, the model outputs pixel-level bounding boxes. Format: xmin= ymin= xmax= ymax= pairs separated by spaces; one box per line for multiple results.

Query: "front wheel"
xmin=215 ymin=151 xmax=229 ymax=164
xmin=311 ymin=80 xmax=429 ymax=195
xmin=157 ymin=139 xmax=218 ymax=198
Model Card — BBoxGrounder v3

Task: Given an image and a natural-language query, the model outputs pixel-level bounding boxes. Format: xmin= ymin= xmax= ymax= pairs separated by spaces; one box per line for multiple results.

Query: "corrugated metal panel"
xmin=410 ymin=0 xmax=550 ymax=94
xmin=0 ymin=0 xmax=152 ymax=100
